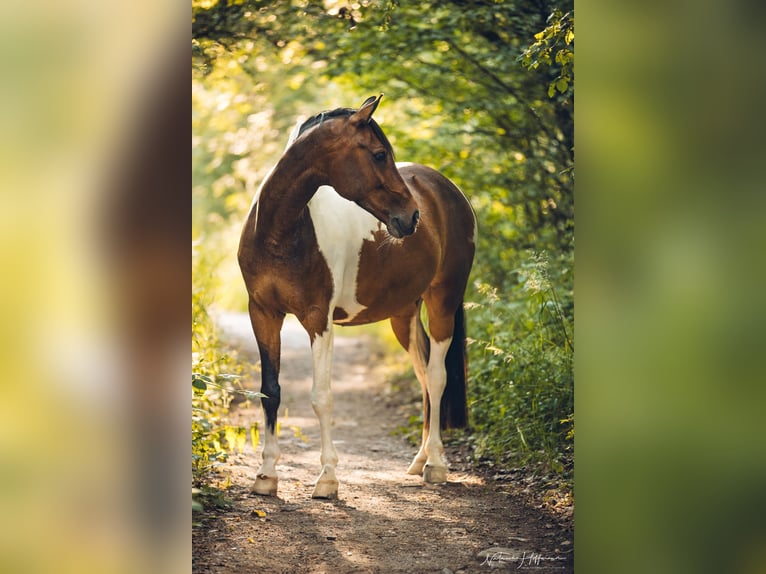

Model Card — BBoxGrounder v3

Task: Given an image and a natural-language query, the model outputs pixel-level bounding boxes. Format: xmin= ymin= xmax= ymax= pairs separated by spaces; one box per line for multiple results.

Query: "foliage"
xmin=520 ymin=9 xmax=574 ymax=101
xmin=191 ymin=246 xmax=232 ymax=485
xmin=192 ymin=244 xmax=264 ymax=505
xmin=467 ymin=251 xmax=573 ymax=476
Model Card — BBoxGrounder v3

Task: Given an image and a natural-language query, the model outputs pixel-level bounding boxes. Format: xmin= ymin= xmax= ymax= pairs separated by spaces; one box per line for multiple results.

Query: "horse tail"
xmin=441 ymin=302 xmax=469 ymax=430
xmin=418 ymin=301 xmax=469 ymax=431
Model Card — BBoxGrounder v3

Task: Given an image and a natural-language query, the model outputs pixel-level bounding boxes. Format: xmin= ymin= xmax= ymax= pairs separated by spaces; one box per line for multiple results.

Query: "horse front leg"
xmin=309 ymin=326 xmax=339 ymax=499
xmin=248 ymin=300 xmax=285 ymax=496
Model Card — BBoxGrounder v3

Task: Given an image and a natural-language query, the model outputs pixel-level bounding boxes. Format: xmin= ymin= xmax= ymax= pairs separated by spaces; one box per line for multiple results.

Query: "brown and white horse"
xmin=238 ymin=95 xmax=476 ymax=499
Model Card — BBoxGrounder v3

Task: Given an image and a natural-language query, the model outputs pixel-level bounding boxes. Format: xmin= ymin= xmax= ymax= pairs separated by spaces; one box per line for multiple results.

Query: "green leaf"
xmin=548 ymin=83 xmax=556 ymax=98
xmin=555 ymin=49 xmax=572 ymax=65
xmin=556 ymin=78 xmax=569 ymax=93
xmin=192 ymin=375 xmax=208 ymax=391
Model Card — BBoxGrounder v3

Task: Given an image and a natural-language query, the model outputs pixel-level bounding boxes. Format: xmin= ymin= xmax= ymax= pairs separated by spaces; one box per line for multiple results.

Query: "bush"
xmin=467 ymin=251 xmax=573 ymax=479
xmin=192 ymin=245 xmax=263 ymax=499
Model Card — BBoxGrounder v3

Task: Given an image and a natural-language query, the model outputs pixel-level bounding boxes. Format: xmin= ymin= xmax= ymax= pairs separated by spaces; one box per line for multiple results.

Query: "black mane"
xmin=297 ymin=107 xmax=395 ymax=158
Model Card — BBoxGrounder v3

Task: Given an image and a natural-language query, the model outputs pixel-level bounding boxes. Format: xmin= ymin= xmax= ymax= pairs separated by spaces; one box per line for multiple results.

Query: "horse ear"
xmin=350 ymin=94 xmax=383 ymax=126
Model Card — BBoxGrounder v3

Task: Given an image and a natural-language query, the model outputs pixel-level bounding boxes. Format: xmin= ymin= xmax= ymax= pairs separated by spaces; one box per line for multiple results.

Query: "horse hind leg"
xmin=391 ymin=303 xmax=431 ymax=477
xmin=420 ymin=293 xmax=469 ymax=485
xmin=421 ymin=334 xmax=451 ymax=484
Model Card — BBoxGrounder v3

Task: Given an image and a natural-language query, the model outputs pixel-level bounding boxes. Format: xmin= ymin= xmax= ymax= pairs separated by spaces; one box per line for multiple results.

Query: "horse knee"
xmin=311 ymin=389 xmax=333 ymax=414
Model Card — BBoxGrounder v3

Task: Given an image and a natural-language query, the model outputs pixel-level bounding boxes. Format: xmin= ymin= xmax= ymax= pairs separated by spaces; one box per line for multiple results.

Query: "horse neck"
xmin=255 ymin=138 xmax=330 ymax=240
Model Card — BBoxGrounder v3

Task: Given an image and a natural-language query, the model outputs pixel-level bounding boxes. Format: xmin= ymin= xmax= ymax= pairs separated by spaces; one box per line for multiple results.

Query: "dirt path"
xmin=193 ymin=312 xmax=573 ymax=573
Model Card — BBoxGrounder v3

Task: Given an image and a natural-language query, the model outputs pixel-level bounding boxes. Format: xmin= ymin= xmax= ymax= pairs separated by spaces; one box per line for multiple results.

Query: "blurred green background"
xmin=1 ymin=0 xmax=764 ymax=572
xmin=577 ymin=0 xmax=766 ymax=572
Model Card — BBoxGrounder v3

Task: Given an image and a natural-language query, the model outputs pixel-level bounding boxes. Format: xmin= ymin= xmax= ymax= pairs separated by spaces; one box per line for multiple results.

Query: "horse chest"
xmin=308 ymin=186 xmax=377 ymax=322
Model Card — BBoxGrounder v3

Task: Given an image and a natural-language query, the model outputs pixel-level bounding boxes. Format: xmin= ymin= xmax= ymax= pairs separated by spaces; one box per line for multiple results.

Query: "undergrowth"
xmin=192 ymin=244 xmax=263 ymax=511
xmin=467 ymin=251 xmax=573 ymax=483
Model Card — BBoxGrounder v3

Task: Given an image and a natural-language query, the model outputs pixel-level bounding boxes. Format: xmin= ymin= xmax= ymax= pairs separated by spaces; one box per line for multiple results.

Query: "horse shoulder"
xmin=239 ymin=197 xmax=335 ymax=319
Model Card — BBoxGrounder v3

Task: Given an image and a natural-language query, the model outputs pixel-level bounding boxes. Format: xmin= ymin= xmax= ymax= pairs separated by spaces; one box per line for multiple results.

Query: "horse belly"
xmin=335 ymin=281 xmax=429 ymax=325
xmin=341 ymin=230 xmax=438 ymax=325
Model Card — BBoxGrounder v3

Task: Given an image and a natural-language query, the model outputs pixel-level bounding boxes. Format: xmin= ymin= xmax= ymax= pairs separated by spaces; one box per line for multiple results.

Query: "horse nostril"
xmin=390 ymin=211 xmax=418 ymax=238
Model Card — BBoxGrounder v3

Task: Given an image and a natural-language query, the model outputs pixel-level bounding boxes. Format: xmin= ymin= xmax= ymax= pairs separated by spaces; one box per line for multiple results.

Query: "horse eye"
xmin=373 ymin=151 xmax=387 ymax=163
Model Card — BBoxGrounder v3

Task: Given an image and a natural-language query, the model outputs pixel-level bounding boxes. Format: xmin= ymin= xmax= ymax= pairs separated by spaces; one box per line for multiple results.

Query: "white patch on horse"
xmin=308 ymin=185 xmax=378 ymax=323
xmin=309 ymin=327 xmax=339 ymax=498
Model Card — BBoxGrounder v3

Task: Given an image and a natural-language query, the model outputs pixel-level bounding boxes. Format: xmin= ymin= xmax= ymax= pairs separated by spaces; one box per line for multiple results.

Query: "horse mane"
xmin=291 ymin=107 xmax=396 ymax=159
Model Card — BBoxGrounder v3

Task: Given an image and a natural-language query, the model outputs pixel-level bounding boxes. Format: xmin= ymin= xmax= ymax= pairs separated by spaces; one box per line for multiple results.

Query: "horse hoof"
xmin=407 ymin=460 xmax=425 ymax=475
xmin=423 ymin=464 xmax=447 ymax=484
xmin=252 ymin=474 xmax=278 ymax=496
xmin=311 ymin=480 xmax=339 ymax=499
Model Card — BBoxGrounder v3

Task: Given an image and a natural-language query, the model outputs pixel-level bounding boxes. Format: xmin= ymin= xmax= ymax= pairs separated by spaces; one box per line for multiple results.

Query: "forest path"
xmin=192 ymin=312 xmax=573 ymax=573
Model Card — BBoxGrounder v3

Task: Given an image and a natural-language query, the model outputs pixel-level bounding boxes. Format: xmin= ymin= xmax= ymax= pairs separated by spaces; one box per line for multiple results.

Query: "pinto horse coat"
xmin=238 ymin=96 xmax=475 ymax=498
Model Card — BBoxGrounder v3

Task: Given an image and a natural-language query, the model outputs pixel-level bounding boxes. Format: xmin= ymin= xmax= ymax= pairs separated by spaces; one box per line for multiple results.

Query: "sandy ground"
xmin=192 ymin=312 xmax=573 ymax=573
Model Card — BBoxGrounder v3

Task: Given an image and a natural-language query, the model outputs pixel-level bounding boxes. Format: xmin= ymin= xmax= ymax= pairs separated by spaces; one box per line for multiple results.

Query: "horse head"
xmin=322 ymin=95 xmax=420 ymax=238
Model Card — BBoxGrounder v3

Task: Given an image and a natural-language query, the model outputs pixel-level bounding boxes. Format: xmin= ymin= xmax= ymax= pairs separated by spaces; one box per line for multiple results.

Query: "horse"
xmin=238 ymin=95 xmax=476 ymax=499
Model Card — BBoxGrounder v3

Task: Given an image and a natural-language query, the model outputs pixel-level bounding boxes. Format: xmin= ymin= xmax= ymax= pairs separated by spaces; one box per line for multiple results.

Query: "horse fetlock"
xmin=423 ymin=464 xmax=448 ymax=484
xmin=425 ymin=437 xmax=445 ymax=459
xmin=320 ymin=452 xmax=339 ymax=468
xmin=252 ymin=474 xmax=279 ymax=496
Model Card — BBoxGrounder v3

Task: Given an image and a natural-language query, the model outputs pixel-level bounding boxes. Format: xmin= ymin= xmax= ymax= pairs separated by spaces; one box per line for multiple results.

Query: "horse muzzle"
xmin=388 ymin=209 xmax=420 ymax=238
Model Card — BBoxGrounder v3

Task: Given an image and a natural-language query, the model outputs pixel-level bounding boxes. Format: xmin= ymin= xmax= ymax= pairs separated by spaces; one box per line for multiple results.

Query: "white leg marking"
xmin=310 ymin=328 xmax=340 ymax=499
xmin=423 ymin=337 xmax=452 ymax=484
xmin=253 ymin=409 xmax=280 ymax=495
xmin=407 ymin=313 xmax=430 ymax=476
xmin=309 ymin=186 xmax=378 ymax=322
